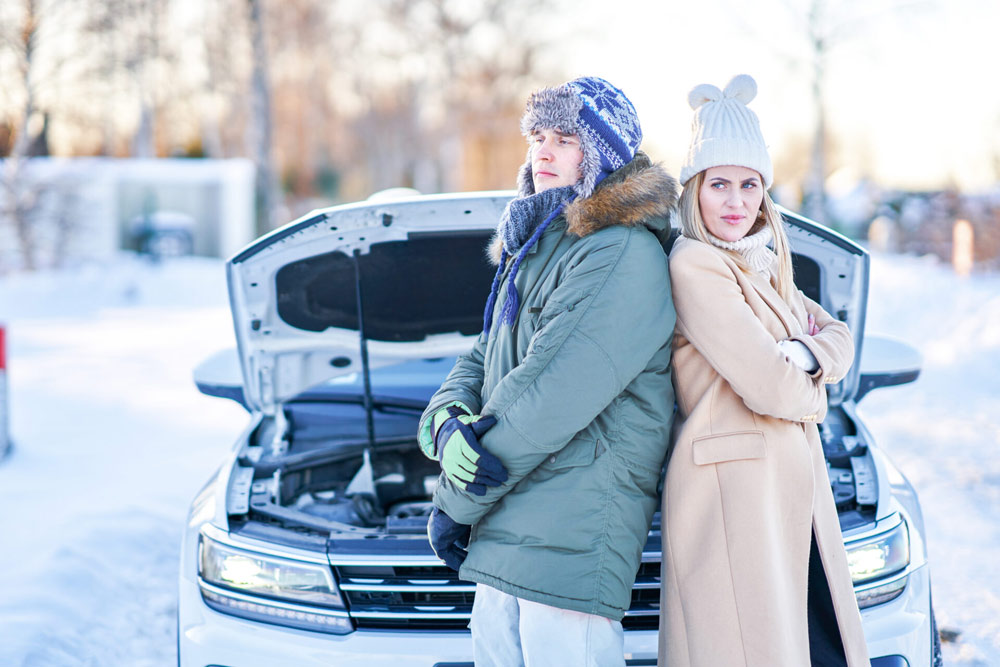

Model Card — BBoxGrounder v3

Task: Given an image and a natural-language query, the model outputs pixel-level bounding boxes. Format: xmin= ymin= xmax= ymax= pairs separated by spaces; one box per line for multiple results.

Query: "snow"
xmin=861 ymin=253 xmax=1000 ymax=665
xmin=0 ymin=251 xmax=998 ymax=665
xmin=0 ymin=257 xmax=246 ymax=666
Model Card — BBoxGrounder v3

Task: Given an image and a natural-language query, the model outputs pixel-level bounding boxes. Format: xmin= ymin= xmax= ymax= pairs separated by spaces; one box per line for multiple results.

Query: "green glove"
xmin=431 ymin=407 xmax=507 ymax=496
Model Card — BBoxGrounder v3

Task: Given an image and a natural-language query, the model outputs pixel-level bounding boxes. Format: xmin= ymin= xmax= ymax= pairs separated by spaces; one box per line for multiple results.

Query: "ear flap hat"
xmin=517 ymin=76 xmax=643 ymax=199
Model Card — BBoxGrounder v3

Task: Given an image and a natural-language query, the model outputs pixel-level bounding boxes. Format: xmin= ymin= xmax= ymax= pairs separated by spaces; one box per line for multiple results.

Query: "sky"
xmin=550 ymin=0 xmax=1000 ymax=192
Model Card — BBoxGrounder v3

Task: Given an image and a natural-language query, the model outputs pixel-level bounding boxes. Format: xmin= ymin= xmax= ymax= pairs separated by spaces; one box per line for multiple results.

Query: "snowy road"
xmin=0 ymin=252 xmax=997 ymax=665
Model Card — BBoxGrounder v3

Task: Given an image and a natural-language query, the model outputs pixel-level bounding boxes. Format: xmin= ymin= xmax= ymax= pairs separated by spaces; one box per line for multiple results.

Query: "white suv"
xmin=178 ymin=192 xmax=940 ymax=666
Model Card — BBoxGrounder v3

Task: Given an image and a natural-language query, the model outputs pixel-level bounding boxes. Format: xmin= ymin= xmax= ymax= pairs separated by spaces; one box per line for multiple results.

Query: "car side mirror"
xmin=193 ymin=348 xmax=248 ymax=411
xmin=856 ymin=334 xmax=922 ymax=402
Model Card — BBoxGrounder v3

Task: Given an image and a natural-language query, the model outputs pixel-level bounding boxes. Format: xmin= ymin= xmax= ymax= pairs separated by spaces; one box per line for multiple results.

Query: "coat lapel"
xmin=747 ymin=269 xmax=802 ymax=339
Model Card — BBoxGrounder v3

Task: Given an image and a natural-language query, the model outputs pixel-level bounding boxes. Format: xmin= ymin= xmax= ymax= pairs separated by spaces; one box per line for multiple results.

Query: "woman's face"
xmin=698 ymin=165 xmax=765 ymax=243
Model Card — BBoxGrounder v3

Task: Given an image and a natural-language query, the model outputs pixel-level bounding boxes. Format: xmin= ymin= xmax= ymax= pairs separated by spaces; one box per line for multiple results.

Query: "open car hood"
xmin=781 ymin=207 xmax=868 ymax=405
xmin=227 ymin=192 xmax=509 ymax=414
xmin=227 ymin=193 xmax=868 ymax=414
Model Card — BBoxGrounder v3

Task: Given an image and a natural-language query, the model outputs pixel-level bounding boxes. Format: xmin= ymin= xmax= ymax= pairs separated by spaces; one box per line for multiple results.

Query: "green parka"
xmin=418 ymin=153 xmax=678 ymax=620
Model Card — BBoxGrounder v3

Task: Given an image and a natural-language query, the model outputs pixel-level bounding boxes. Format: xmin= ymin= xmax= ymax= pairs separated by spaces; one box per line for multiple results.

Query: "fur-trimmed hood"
xmin=491 ymin=152 xmax=678 ymax=264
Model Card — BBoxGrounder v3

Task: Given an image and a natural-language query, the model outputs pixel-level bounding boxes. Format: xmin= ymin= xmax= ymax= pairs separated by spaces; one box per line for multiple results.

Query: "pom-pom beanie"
xmin=679 ymin=74 xmax=772 ymax=188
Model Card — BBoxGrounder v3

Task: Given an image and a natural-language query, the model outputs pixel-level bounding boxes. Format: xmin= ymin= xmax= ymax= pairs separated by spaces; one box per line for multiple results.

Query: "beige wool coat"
xmin=658 ymin=236 xmax=870 ymax=667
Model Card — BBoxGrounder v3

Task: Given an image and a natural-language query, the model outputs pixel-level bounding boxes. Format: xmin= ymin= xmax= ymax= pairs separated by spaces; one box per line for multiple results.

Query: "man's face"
xmin=530 ymin=129 xmax=583 ymax=193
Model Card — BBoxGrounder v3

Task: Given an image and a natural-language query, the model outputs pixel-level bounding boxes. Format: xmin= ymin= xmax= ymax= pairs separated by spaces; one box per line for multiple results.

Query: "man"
xmin=418 ymin=77 xmax=678 ymax=665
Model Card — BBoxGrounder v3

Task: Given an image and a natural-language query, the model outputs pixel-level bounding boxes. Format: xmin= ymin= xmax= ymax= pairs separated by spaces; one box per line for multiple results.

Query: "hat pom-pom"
xmin=688 ymin=83 xmax=722 ymax=110
xmin=723 ymin=74 xmax=757 ymax=104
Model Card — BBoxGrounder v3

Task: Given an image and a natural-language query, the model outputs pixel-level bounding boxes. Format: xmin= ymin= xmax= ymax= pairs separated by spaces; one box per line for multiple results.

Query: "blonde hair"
xmin=678 ymin=170 xmax=795 ymax=302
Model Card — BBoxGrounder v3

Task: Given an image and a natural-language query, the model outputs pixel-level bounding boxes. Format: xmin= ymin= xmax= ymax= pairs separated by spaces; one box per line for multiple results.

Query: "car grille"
xmin=333 ymin=558 xmax=661 ymax=631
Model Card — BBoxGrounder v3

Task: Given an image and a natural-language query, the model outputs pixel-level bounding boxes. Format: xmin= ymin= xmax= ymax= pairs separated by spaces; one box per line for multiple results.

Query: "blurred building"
xmin=0 ymin=158 xmax=255 ymax=269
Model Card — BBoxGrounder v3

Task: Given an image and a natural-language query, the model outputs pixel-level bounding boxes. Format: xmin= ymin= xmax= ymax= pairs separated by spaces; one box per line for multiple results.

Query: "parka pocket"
xmin=531 ymin=287 xmax=590 ymax=331
xmin=524 ymin=301 xmax=571 ymax=356
xmin=536 ymin=300 xmax=569 ymax=329
xmin=539 ymin=437 xmax=602 ymax=471
xmin=691 ymin=431 xmax=766 ymax=465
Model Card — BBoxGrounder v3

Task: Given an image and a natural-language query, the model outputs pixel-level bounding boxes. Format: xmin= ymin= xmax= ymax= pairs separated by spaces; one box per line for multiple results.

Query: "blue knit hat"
xmin=516 ymin=76 xmax=643 ymax=199
xmin=485 ymin=77 xmax=643 ymax=337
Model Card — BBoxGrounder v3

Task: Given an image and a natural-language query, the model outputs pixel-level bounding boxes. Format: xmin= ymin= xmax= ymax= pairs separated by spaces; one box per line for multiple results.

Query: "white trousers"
xmin=469 ymin=583 xmax=625 ymax=667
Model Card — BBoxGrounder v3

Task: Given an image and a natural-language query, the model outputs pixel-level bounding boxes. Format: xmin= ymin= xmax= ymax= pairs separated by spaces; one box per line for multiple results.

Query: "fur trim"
xmin=492 ymin=153 xmax=678 ymax=265
xmin=565 ymin=152 xmax=678 ymax=238
xmin=520 ymin=86 xmax=582 ymax=137
xmin=575 ymin=134 xmax=603 ymax=200
xmin=487 ymin=234 xmax=505 ymax=265
xmin=516 ymin=147 xmax=534 ymax=198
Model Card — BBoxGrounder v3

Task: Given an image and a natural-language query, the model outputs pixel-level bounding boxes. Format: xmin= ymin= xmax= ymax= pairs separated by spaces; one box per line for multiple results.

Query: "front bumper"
xmin=178 ymin=574 xmax=659 ymax=666
xmin=180 ymin=542 xmax=931 ymax=667
xmin=861 ymin=562 xmax=933 ymax=666
xmin=179 ymin=573 xmax=472 ymax=667
xmin=180 ymin=564 xmax=930 ymax=666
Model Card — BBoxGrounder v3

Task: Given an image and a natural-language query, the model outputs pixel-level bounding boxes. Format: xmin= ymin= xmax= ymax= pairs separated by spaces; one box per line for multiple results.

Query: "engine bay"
xmin=227 ymin=400 xmax=879 ymax=542
xmin=820 ymin=406 xmax=879 ymax=530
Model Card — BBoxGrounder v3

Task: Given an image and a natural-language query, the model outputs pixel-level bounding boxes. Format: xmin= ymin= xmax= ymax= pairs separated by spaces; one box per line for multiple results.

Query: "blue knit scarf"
xmin=483 ymin=186 xmax=575 ymax=336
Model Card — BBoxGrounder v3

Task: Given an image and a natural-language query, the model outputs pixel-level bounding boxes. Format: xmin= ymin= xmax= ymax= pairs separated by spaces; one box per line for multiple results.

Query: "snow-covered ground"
xmin=861 ymin=254 xmax=1000 ymax=665
xmin=0 ymin=257 xmax=246 ymax=666
xmin=0 ymin=251 xmax=997 ymax=666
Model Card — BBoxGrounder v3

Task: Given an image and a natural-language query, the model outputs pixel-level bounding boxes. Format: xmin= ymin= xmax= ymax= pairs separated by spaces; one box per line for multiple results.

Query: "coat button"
xmin=549 ymin=455 xmax=557 ymax=464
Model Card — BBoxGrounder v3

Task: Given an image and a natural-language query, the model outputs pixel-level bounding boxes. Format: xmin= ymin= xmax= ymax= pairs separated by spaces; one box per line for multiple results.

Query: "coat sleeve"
xmin=789 ymin=291 xmax=855 ymax=385
xmin=434 ymin=226 xmax=674 ymax=526
xmin=669 ymin=241 xmax=831 ymax=423
xmin=416 ymin=337 xmax=485 ymax=459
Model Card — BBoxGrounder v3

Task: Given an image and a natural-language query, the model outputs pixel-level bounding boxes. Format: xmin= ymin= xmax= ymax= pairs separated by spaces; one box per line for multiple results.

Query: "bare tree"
xmin=0 ymin=0 xmax=139 ymax=270
xmin=246 ymin=0 xmax=282 ymax=233
xmin=5 ymin=0 xmax=39 ymax=161
xmin=198 ymin=0 xmax=245 ymax=159
xmin=800 ymin=0 xmax=829 ymax=223
xmin=266 ymin=0 xmax=351 ymax=203
xmin=0 ymin=0 xmax=68 ymax=270
xmin=0 ymin=0 xmax=573 ymax=255
xmin=345 ymin=0 xmax=563 ymax=195
xmin=729 ymin=0 xmax=932 ymax=224
xmin=129 ymin=0 xmax=162 ymax=157
xmin=992 ymin=114 xmax=1000 ymax=184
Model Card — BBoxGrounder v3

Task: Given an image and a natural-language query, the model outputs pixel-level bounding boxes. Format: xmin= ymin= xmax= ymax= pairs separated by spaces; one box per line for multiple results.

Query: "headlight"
xmin=198 ymin=533 xmax=353 ymax=634
xmin=846 ymin=520 xmax=909 ymax=584
xmin=846 ymin=520 xmax=910 ymax=609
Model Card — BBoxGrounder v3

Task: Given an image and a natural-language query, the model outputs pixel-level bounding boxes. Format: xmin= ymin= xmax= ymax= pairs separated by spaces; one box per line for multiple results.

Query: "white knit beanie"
xmin=679 ymin=74 xmax=772 ymax=188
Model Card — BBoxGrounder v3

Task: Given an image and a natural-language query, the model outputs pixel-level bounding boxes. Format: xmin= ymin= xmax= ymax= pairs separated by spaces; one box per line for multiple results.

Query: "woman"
xmin=658 ymin=74 xmax=870 ymax=666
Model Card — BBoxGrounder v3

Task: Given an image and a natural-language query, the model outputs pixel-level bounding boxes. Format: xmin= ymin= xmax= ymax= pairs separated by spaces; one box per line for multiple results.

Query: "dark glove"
xmin=431 ymin=407 xmax=507 ymax=496
xmin=427 ymin=507 xmax=471 ymax=571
